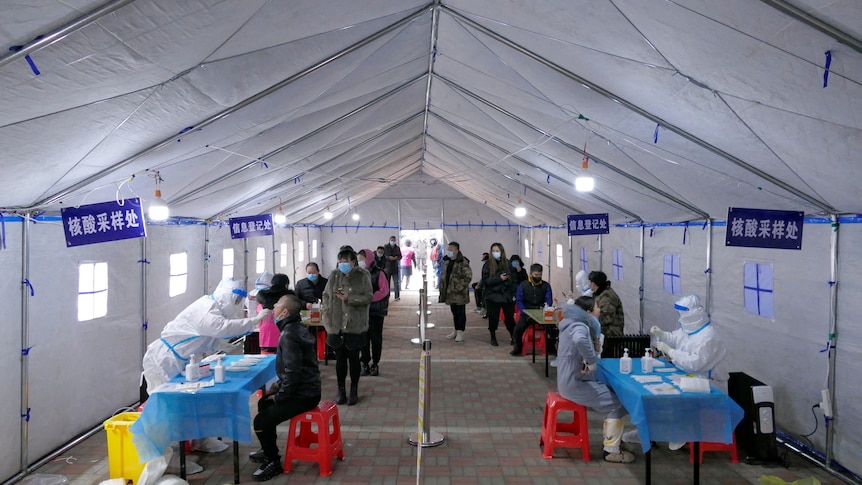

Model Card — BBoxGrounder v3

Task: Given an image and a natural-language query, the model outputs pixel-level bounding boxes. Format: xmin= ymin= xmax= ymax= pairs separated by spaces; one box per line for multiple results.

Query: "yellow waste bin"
xmin=103 ymin=412 xmax=144 ymax=484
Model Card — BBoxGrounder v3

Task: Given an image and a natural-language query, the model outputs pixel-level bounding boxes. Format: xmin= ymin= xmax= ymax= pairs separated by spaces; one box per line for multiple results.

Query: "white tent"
xmin=1 ymin=0 xmax=860 ymax=481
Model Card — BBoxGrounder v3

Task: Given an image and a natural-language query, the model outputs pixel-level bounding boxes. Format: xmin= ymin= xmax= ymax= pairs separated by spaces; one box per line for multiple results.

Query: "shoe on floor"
xmin=490 ymin=337 xmax=499 ymax=346
xmin=454 ymin=330 xmax=464 ymax=342
xmin=248 ymin=449 xmax=266 ymax=464
xmin=360 ymin=364 xmax=370 ymax=376
xmin=603 ymin=450 xmax=636 ymax=463
xmin=394 ymin=297 xmax=400 ymax=301
xmin=481 ymin=313 xmax=488 ymax=319
xmin=549 ymin=357 xmax=558 ymax=367
xmin=370 ymin=364 xmax=379 ymax=376
xmin=668 ymin=441 xmax=686 ymax=451
xmin=509 ymin=349 xmax=522 ymax=356
xmin=472 ymin=308 xmax=482 ymax=313
xmin=252 ymin=459 xmax=283 ymax=481
xmin=446 ymin=330 xmax=456 ymax=339
xmin=191 ymin=437 xmax=229 ymax=453
xmin=622 ymin=429 xmax=641 ymax=444
xmin=166 ymin=454 xmax=203 ymax=475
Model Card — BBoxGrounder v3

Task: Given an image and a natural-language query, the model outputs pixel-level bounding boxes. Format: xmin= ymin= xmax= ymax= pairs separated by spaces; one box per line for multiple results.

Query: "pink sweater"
xmin=257 ymin=303 xmax=279 ymax=348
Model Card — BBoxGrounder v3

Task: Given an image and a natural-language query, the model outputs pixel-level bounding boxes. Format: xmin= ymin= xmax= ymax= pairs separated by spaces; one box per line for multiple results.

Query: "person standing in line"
xmin=481 ymin=242 xmax=517 ymax=347
xmin=358 ymin=249 xmax=389 ymax=377
xmin=321 ymin=247 xmax=373 ymax=406
xmin=248 ymin=294 xmax=321 ymax=481
xmin=509 ymin=254 xmax=528 ymax=285
xmin=400 ymin=239 xmax=417 ymax=290
xmin=374 ymin=246 xmax=387 ymax=272
xmin=589 ymin=271 xmax=625 ymax=337
xmin=439 ymin=241 xmax=472 ymax=342
xmin=383 ymin=235 xmax=402 ymax=301
xmin=510 ymin=263 xmax=553 ymax=356
xmin=414 ymin=238 xmax=428 ymax=274
xmin=429 ymin=237 xmax=444 ymax=289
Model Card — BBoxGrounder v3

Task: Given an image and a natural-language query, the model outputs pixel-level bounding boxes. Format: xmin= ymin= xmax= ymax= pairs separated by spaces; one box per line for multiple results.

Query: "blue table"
xmin=597 ymin=358 xmax=743 ymax=484
xmin=131 ymin=355 xmax=277 ymax=483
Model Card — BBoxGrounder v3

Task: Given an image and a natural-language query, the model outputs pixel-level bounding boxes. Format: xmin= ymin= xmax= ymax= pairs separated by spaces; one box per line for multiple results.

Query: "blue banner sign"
xmin=229 ymin=214 xmax=274 ymax=239
xmin=567 ymin=213 xmax=609 ymax=236
xmin=61 ymin=199 xmax=146 ymax=247
xmin=725 ymin=207 xmax=803 ymax=250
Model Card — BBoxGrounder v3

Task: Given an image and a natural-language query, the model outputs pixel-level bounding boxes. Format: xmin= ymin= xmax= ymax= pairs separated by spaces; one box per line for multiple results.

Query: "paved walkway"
xmin=30 ymin=287 xmax=838 ymax=484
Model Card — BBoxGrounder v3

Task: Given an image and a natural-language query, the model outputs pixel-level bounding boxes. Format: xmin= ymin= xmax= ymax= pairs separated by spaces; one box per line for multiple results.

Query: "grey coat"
xmin=557 ymin=305 xmax=628 ymax=419
xmin=321 ymin=266 xmax=373 ymax=335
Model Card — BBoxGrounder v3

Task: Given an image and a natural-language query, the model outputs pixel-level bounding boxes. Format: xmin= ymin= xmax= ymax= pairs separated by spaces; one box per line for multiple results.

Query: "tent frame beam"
xmin=758 ymin=0 xmax=862 ymax=55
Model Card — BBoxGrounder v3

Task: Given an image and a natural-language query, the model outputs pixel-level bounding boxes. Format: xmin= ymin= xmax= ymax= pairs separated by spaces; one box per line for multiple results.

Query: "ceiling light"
xmin=351 ymin=212 xmax=360 ymax=221
xmin=323 ymin=211 xmax=333 ymax=220
xmin=514 ymin=204 xmax=527 ymax=217
xmin=147 ymin=170 xmax=169 ymax=221
xmin=575 ymin=176 xmax=594 ymax=192
xmin=273 ymin=204 xmax=286 ymax=224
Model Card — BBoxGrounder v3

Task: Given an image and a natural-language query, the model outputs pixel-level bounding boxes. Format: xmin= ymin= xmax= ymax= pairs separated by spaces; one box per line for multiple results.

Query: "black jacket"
xmin=273 ymin=313 xmax=321 ymax=402
xmin=368 ymin=264 xmax=390 ymax=317
xmin=295 ymin=276 xmax=328 ymax=307
xmin=481 ymin=261 xmax=518 ymax=304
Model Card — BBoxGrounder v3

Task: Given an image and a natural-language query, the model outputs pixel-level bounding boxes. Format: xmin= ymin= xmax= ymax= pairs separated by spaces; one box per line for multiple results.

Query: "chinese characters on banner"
xmin=725 ymin=207 xmax=804 ymax=250
xmin=229 ymin=214 xmax=274 ymax=239
xmin=567 ymin=213 xmax=609 ymax=236
xmin=61 ymin=199 xmax=146 ymax=247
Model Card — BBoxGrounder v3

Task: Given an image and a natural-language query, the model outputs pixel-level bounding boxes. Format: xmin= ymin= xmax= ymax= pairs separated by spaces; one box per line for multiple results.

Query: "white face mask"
xmin=357 ymin=260 xmax=366 ymax=269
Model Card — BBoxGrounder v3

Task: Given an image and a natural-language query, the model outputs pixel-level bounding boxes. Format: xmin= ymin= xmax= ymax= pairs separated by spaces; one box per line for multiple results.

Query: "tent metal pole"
xmin=598 ymin=234 xmax=603 ymax=273
xmin=705 ymin=219 xmax=713 ymax=318
xmin=29 ymin=3 xmax=433 ymax=210
xmin=758 ymin=0 xmax=862 ymax=55
xmin=203 ymin=224 xmax=210 ymax=294
xmin=547 ymin=226 xmax=552 ymax=287
xmin=304 ymin=226 xmax=310 ymax=285
xmin=439 ymin=8 xmax=835 ymax=214
xmin=826 ymin=214 xmax=839 ymax=470
xmin=243 ymin=239 xmax=249 ymax=290
xmin=0 ymin=0 xmax=135 ymax=69
xmin=569 ymin=235 xmax=574 ymax=294
xmin=20 ymin=213 xmax=31 ymax=472
xmin=271 ymin=232 xmax=277 ymax=274
xmin=140 ymin=237 xmax=148 ymax=381
xmin=639 ymin=225 xmax=645 ymax=333
xmin=421 ymin=0 xmax=441 ymax=152
xmin=290 ymin=227 xmax=297 ymax=285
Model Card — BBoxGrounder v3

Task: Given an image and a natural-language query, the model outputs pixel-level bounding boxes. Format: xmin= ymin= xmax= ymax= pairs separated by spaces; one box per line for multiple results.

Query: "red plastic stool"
xmin=689 ymin=433 xmax=739 ymax=464
xmin=499 ymin=306 xmax=521 ymax=325
xmin=522 ymin=324 xmax=547 ymax=356
xmin=284 ymin=401 xmax=345 ymax=476
xmin=316 ymin=328 xmax=327 ymax=360
xmin=539 ymin=392 xmax=591 ymax=461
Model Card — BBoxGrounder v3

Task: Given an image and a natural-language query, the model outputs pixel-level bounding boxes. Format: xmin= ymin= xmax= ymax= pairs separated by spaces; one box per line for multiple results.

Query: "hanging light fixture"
xmin=575 ymin=142 xmax=594 ymax=192
xmin=273 ymin=198 xmax=286 ymax=224
xmin=514 ymin=199 xmax=527 ymax=217
xmin=147 ymin=170 xmax=169 ymax=221
xmin=323 ymin=203 xmax=333 ymax=220
xmin=351 ymin=208 xmax=360 ymax=221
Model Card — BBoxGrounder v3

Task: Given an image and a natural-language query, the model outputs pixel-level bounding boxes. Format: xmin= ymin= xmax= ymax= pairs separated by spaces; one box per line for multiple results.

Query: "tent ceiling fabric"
xmin=0 ymin=0 xmax=860 ymax=224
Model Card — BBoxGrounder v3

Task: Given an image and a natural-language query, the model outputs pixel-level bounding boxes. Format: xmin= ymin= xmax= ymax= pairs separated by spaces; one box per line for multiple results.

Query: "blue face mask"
xmin=338 ymin=262 xmax=352 ymax=274
xmin=307 ymin=273 xmax=318 ymax=282
xmin=492 ymin=251 xmax=501 ymax=260
xmin=446 ymin=251 xmax=454 ymax=259
xmin=511 ymin=261 xmax=520 ymax=268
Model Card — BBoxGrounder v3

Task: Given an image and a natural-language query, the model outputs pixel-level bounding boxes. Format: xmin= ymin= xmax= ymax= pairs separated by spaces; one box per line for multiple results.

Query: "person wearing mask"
xmin=622 ymin=294 xmax=728 ymax=451
xmin=575 ymin=270 xmax=593 ymax=297
xmin=511 ymin=263 xmax=553 ymax=356
xmin=589 ymin=271 xmax=625 ymax=337
xmin=481 ymin=242 xmax=517 ymax=347
xmin=321 ymin=247 xmax=373 ymax=405
xmin=439 ymin=241 xmax=472 ymax=343
xmin=400 ymin=239 xmax=417 ymax=290
xmin=358 ymin=249 xmax=390 ymax=377
xmin=295 ymin=262 xmax=328 ymax=309
xmin=509 ymin=255 xmax=528 ymax=285
xmin=141 ymin=277 xmax=273 ymax=469
xmin=472 ymin=252 xmax=490 ymax=315
xmin=429 ymin=237 xmax=444 ymax=289
xmin=374 ymin=246 xmax=387 ymax=271
xmin=558 ymin=296 xmax=635 ymax=464
xmin=257 ymin=273 xmax=292 ymax=354
xmin=383 ymin=235 xmax=402 ymax=300
xmin=248 ymin=294 xmax=321 ymax=481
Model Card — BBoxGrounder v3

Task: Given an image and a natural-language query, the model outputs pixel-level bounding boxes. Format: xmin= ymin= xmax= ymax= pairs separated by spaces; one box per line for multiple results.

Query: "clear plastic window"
xmin=169 ymin=252 xmax=187 ymax=297
xmin=222 ymin=248 xmax=234 ymax=279
xmin=78 ymin=262 xmax=108 ymax=321
xmin=744 ymin=262 xmax=774 ymax=317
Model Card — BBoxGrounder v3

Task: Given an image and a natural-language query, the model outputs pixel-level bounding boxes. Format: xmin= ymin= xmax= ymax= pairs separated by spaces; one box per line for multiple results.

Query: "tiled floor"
xmin=28 ymin=287 xmax=840 ymax=484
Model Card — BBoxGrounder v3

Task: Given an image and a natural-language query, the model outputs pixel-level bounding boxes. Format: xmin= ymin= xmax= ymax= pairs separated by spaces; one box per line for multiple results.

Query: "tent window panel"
xmin=78 ymin=262 xmax=108 ymax=321
xmin=523 ymin=238 xmax=530 ymax=259
xmin=613 ymin=248 xmax=623 ymax=281
xmin=255 ymin=246 xmax=265 ymax=273
xmin=744 ymin=262 xmax=774 ymax=317
xmin=280 ymin=243 xmax=288 ymax=268
xmin=555 ymin=244 xmax=563 ymax=268
xmin=297 ymin=240 xmax=305 ymax=263
xmin=537 ymin=240 xmax=544 ymax=262
xmin=663 ymin=254 xmax=681 ymax=295
xmin=222 ymin=248 xmax=234 ymax=279
xmin=169 ymin=252 xmax=187 ymax=297
xmin=580 ymin=247 xmax=588 ymax=272
xmin=312 ymin=239 xmax=318 ymax=259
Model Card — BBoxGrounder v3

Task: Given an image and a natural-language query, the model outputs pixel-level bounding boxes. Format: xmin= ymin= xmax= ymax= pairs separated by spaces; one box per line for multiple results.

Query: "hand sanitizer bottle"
xmin=641 ymin=349 xmax=653 ymax=373
xmin=214 ymin=358 xmax=225 ymax=383
xmin=620 ymin=348 xmax=632 ymax=374
xmin=185 ymin=354 xmax=199 ymax=382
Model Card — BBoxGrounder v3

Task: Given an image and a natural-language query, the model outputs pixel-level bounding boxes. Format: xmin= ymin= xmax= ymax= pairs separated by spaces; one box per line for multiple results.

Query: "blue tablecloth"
xmin=596 ymin=358 xmax=743 ymax=453
xmin=131 ymin=355 xmax=277 ymax=462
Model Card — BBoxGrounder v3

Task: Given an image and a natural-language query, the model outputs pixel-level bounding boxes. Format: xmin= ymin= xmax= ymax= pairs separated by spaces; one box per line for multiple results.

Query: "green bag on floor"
xmin=758 ymin=476 xmax=821 ymax=485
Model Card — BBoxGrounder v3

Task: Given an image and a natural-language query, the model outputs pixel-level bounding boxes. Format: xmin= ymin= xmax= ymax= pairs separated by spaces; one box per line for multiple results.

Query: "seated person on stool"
xmin=623 ymin=294 xmax=729 ymax=451
xmin=510 ymin=264 xmax=553 ymax=356
xmin=558 ymin=296 xmax=635 ymax=463
xmin=249 ymin=294 xmax=322 ymax=481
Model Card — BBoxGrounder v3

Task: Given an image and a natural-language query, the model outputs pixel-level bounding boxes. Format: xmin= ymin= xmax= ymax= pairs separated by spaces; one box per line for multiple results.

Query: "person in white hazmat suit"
xmin=557 ymin=296 xmax=635 ymax=463
xmin=141 ymin=277 xmax=272 ymax=468
xmin=550 ymin=270 xmax=595 ymax=368
xmin=623 ymin=294 xmax=729 ymax=450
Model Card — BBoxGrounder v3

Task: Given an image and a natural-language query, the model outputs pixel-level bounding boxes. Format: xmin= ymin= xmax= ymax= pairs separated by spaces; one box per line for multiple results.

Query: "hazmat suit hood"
xmin=249 ymin=271 xmax=274 ymax=297
xmin=575 ymin=270 xmax=593 ymax=296
xmin=675 ymin=294 xmax=709 ymax=334
xmin=213 ymin=277 xmax=247 ymax=319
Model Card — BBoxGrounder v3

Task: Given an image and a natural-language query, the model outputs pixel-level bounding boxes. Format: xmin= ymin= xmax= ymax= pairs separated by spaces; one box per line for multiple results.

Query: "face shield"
xmin=674 ymin=295 xmax=708 ymax=334
xmin=575 ymin=270 xmax=590 ymax=293
xmin=213 ymin=278 xmax=247 ymax=318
